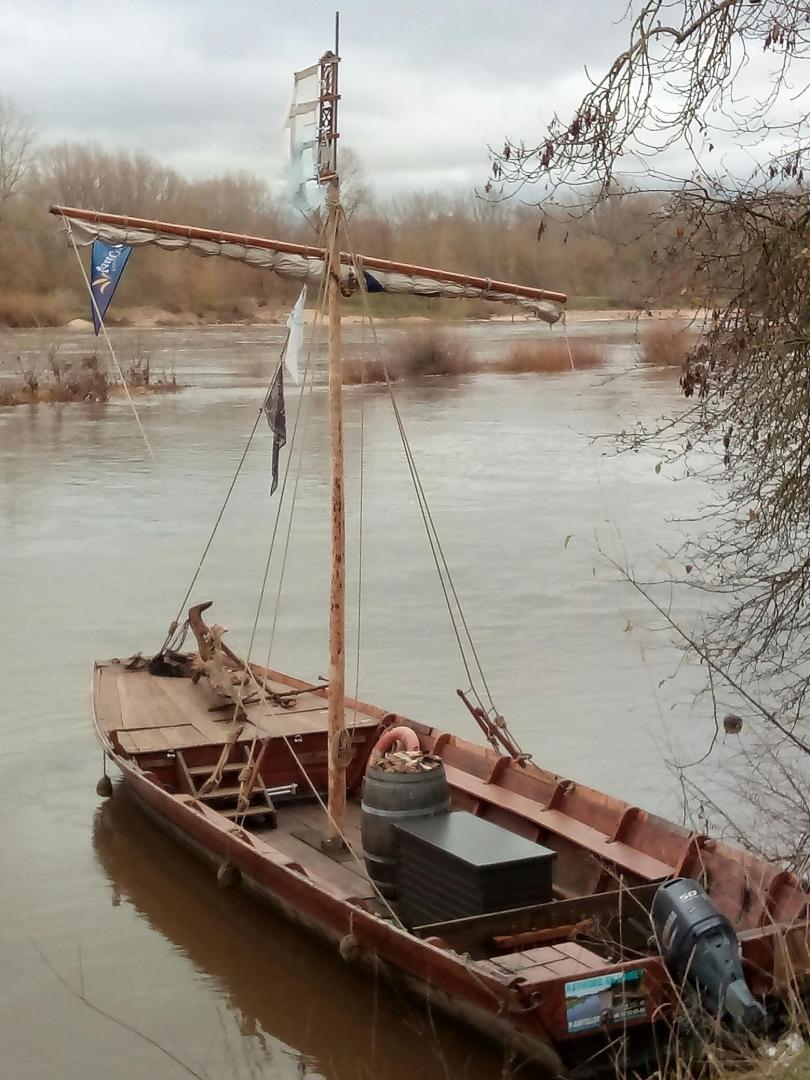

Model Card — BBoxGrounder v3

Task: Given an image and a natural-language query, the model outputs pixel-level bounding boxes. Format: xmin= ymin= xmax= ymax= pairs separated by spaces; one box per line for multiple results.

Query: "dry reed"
xmin=0 ymin=290 xmax=74 ymax=328
xmin=342 ymin=358 xmax=391 ymax=385
xmin=387 ymin=327 xmax=477 ymax=378
xmin=639 ymin=323 xmax=693 ymax=367
xmin=341 ymin=331 xmax=609 ymax=385
xmin=493 ymin=340 xmax=606 ymax=373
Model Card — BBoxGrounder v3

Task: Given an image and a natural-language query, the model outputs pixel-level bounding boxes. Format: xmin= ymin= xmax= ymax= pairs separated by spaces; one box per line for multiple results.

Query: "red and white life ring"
xmin=370 ymin=725 xmax=420 ymax=760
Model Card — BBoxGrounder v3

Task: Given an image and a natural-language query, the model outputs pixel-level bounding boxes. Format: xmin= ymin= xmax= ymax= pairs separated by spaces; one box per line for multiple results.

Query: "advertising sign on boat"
xmin=564 ymin=969 xmax=647 ymax=1032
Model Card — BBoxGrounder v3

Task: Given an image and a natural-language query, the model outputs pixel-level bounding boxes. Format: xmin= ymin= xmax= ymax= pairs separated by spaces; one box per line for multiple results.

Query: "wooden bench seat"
xmin=443 ymin=765 xmax=673 ymax=882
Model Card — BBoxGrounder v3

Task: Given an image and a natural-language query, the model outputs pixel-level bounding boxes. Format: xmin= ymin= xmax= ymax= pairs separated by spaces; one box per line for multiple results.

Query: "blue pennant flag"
xmin=90 ymin=240 xmax=132 ymax=334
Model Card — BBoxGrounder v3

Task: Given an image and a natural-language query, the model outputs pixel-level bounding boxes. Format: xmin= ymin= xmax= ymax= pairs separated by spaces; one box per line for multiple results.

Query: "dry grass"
xmin=493 ymin=340 xmax=607 ymax=373
xmin=342 ymin=358 xmax=391 ymax=385
xmin=342 ymin=328 xmax=477 ymax=385
xmin=388 ymin=327 xmax=477 ymax=378
xmin=341 ymin=331 xmax=608 ymax=385
xmin=0 ymin=349 xmax=181 ymax=406
xmin=0 ymin=290 xmax=75 ymax=328
xmin=639 ymin=323 xmax=694 ymax=367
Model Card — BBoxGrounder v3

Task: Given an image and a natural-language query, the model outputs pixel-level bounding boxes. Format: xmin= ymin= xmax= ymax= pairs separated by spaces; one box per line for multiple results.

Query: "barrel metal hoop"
xmin=362 ymin=851 xmax=395 ymax=866
xmin=360 ymin=802 xmax=448 ymax=819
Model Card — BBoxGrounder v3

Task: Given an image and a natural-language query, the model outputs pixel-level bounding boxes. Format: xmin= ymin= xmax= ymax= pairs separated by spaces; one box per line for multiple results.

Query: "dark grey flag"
xmin=264 ymin=363 xmax=286 ymax=495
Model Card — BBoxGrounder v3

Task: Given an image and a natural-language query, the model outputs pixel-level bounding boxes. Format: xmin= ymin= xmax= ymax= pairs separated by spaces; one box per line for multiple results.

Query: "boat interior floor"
xmin=256 ymin=798 xmax=655 ymax=980
xmin=253 ymin=798 xmax=377 ymax=904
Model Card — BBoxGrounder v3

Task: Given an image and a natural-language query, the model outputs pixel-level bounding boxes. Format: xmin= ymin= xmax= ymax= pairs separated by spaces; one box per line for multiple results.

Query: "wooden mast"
xmin=322 ymin=22 xmax=347 ymax=849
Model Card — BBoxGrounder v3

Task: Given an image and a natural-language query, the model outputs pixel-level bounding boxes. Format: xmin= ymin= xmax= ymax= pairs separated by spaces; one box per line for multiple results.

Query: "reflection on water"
xmin=92 ymin=785 xmax=503 ymax=1080
xmin=1 ymin=320 xmax=708 ymax=1079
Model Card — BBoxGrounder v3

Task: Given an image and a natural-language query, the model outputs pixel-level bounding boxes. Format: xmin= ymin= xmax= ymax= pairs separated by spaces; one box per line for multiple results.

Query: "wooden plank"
xmin=245 ymin=707 xmax=376 ymax=740
xmin=175 ymin=750 xmax=198 ymax=796
xmin=117 ymin=724 xmax=203 ymax=755
xmin=505 ymin=963 xmax=551 ymax=984
xmin=493 ymin=918 xmax=595 ymax=951
xmin=96 ymin=664 xmax=123 ymax=733
xmin=491 ymin=951 xmax=554 ymax=973
xmin=416 ymin=884 xmax=659 ymax=943
xmin=522 ymin=946 xmax=565 ymax=965
xmin=555 ymin=942 xmax=607 ymax=965
xmin=149 ymin=674 xmax=237 ymax=741
xmin=545 ymin=957 xmax=591 ymax=977
xmin=116 ymin=671 xmax=188 ymax=731
xmin=263 ymin=807 xmax=370 ymax=897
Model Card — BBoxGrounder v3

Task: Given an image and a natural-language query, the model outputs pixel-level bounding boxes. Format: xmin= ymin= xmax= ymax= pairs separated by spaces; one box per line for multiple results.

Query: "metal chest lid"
xmin=393 ymin=810 xmax=556 ymax=869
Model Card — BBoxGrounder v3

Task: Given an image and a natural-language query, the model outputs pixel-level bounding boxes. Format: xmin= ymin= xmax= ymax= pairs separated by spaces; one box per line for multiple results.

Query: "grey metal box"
xmin=394 ymin=810 xmax=555 ymax=927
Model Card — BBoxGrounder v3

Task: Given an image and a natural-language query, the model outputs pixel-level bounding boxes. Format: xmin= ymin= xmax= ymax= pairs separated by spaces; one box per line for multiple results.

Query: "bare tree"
xmin=488 ymin=1 xmax=810 ymax=856
xmin=0 ymin=95 xmax=35 ymax=218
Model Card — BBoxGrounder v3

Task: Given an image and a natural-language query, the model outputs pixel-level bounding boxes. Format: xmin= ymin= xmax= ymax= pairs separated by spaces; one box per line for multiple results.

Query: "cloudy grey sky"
xmin=0 ymin=0 xmax=632 ymax=194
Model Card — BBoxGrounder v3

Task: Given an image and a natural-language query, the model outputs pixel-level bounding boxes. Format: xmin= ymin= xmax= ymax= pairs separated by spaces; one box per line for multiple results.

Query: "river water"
xmin=1 ymin=319 xmax=716 ymax=1080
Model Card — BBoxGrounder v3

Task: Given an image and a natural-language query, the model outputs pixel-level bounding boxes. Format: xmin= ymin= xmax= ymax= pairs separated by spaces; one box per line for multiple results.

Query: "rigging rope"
xmin=160 ymin=390 xmax=276 ymax=653
xmin=215 ymin=640 xmax=407 ymax=930
xmin=160 ymin=220 xmax=331 ymax=654
xmin=231 ymin=214 xmax=336 ymax=823
xmin=339 ymin=209 xmax=525 ymax=754
xmin=351 ymin=302 xmax=367 ymax=730
xmin=239 ymin=209 xmax=336 ymax=680
xmin=64 ymin=221 xmax=163 ymax=478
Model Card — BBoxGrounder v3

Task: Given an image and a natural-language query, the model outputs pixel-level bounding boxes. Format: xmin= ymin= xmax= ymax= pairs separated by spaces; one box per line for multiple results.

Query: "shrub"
xmin=639 ymin=323 xmax=693 ymax=367
xmin=342 ymin=358 xmax=392 ymax=385
xmin=0 ymin=348 xmax=178 ymax=406
xmin=0 ymin=290 xmax=74 ymax=328
xmin=387 ymin=327 xmax=477 ymax=378
xmin=495 ymin=340 xmax=606 ymax=373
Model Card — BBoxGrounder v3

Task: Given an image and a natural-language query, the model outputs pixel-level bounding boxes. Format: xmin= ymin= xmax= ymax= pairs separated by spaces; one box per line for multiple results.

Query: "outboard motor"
xmin=652 ymin=878 xmax=767 ymax=1031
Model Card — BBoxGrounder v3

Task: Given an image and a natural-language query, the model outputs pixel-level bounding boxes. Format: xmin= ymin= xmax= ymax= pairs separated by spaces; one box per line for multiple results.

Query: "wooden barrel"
xmin=360 ymin=760 xmax=450 ymax=900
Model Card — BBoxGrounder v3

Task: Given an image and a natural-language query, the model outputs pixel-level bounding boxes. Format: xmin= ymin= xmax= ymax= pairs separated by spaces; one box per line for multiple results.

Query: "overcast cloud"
xmin=0 ymin=0 xmax=631 ymax=194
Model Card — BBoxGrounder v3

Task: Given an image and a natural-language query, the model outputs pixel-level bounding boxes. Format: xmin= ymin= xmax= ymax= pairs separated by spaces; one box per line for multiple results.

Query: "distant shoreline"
xmin=0 ymin=304 xmax=704 ymax=333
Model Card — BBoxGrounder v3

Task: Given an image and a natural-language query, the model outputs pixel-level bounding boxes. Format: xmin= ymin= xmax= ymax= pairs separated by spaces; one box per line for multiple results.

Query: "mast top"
xmin=317 ymin=23 xmax=340 ymax=186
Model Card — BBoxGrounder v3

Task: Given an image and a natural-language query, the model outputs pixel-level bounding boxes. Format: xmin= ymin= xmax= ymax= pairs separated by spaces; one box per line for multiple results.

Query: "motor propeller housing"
xmin=652 ymin=877 xmax=767 ymax=1031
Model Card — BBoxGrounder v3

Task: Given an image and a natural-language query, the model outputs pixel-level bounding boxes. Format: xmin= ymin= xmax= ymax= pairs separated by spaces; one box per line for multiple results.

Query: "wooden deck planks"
xmin=487 ymin=940 xmax=608 ymax=985
xmin=255 ymin=799 xmax=372 ymax=899
xmin=116 ymin=669 xmax=192 ymax=732
xmin=154 ymin=675 xmax=242 ymax=742
xmin=98 ymin=663 xmax=380 ymax=747
xmin=118 ymin=725 xmax=203 ymax=755
xmin=96 ymin=664 xmax=122 ymax=733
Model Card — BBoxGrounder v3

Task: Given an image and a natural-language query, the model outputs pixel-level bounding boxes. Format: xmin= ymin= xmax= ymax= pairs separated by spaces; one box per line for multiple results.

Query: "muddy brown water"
xmin=1 ymin=319 xmax=715 ymax=1079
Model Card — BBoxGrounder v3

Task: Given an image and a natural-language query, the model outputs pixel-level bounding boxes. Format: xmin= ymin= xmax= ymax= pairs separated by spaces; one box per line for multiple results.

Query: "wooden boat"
xmin=91 ymin=632 xmax=810 ymax=1075
xmin=58 ymin=30 xmax=810 ymax=1077
xmin=91 ymin=780 xmax=503 ymax=1076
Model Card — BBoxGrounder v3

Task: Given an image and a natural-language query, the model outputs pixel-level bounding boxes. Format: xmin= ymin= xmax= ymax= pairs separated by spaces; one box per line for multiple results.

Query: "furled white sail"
xmin=55 ymin=209 xmax=565 ymax=324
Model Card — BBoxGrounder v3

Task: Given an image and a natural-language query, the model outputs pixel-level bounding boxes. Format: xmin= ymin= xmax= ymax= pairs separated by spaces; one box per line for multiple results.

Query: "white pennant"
xmin=284 ymin=286 xmax=307 ymax=385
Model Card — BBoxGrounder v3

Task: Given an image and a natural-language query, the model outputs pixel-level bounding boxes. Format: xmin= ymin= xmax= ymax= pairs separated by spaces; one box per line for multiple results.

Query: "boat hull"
xmin=115 ymin=755 xmax=569 ymax=1074
xmin=90 ymin=656 xmax=810 ymax=1075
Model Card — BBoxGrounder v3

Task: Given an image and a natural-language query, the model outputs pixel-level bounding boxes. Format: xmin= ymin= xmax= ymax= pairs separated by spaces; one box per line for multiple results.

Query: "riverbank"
xmin=0 ymin=292 xmax=704 ymax=330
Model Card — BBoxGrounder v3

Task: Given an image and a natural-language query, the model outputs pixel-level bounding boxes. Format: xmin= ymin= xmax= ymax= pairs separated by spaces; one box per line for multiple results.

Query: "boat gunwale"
xmin=92 ymin=658 xmax=810 ymax=933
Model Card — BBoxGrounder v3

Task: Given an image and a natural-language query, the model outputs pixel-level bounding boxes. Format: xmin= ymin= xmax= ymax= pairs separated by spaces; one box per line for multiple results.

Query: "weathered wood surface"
xmin=96 ymin=662 xmax=379 ymax=749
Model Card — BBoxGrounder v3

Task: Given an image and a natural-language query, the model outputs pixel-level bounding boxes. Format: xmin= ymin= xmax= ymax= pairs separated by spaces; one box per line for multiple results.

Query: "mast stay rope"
xmin=339 ymin=207 xmax=529 ymax=761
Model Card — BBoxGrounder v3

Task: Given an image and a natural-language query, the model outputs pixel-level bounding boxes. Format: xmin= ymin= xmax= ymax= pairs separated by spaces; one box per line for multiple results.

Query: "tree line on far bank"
xmin=0 ymin=96 xmax=690 ymax=327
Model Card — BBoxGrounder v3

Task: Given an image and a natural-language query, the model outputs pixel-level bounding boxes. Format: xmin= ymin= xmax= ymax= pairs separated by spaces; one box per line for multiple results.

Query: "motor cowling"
xmin=652 ymin=877 xmax=766 ymax=1031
